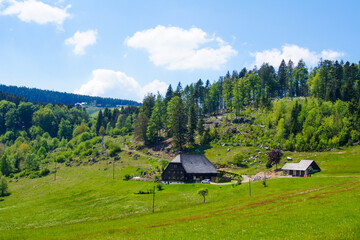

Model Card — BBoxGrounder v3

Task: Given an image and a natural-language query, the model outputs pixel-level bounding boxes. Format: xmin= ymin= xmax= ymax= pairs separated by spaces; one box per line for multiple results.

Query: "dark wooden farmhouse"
xmin=282 ymin=160 xmax=321 ymax=177
xmin=161 ymin=154 xmax=218 ymax=184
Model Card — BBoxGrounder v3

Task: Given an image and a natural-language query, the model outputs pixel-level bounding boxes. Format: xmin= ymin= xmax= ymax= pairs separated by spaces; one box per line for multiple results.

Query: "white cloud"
xmin=0 ymin=0 xmax=71 ymax=26
xmin=65 ymin=30 xmax=97 ymax=55
xmin=74 ymin=69 xmax=168 ymax=102
xmin=251 ymin=44 xmax=345 ymax=67
xmin=142 ymin=79 xmax=168 ymax=96
xmin=126 ymin=25 xmax=237 ymax=70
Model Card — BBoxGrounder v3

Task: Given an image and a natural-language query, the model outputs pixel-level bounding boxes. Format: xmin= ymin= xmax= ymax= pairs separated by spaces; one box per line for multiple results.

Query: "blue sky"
xmin=0 ymin=0 xmax=359 ymax=101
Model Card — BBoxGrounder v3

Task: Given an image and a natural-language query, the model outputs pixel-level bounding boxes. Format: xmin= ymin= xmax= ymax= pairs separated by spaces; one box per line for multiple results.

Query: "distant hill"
xmin=0 ymin=90 xmax=28 ymax=105
xmin=0 ymin=84 xmax=141 ymax=107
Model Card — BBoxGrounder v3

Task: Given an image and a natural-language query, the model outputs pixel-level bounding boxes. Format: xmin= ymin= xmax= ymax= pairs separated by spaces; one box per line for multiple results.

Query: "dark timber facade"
xmin=162 ymin=154 xmax=218 ymax=183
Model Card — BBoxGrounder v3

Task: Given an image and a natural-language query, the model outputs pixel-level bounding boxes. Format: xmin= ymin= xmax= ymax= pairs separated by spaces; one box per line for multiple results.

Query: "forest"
xmin=127 ymin=59 xmax=360 ymax=152
xmin=0 ymin=84 xmax=141 ymax=107
xmin=0 ymin=59 xmax=360 ymax=180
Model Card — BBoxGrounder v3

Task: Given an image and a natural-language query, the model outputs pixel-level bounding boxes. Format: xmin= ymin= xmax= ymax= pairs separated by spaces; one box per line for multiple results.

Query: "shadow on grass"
xmin=236 ymin=164 xmax=249 ymax=168
xmin=0 ymin=192 xmax=11 ymax=200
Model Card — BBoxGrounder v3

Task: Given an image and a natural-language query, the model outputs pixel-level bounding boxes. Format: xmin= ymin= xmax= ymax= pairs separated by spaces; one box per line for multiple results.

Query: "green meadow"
xmin=0 ymin=146 xmax=359 ymax=239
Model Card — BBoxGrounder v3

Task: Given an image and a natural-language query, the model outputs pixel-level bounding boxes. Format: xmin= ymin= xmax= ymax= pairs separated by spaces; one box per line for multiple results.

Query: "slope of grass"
xmin=0 ymin=146 xmax=359 ymax=239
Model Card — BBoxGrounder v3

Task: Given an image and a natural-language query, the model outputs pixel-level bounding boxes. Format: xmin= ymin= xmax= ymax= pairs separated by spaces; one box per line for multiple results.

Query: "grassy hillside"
xmin=0 ymin=146 xmax=359 ymax=239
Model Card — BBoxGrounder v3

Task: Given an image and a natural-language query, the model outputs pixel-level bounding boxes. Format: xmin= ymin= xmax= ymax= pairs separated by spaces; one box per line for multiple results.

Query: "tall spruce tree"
xmin=141 ymin=94 xmax=156 ymax=119
xmin=293 ymin=60 xmax=309 ymax=97
xmin=277 ymin=60 xmax=287 ymax=97
xmin=287 ymin=60 xmax=295 ymax=97
xmin=147 ymin=95 xmax=166 ymax=143
xmin=223 ymin=76 xmax=233 ymax=111
xmin=164 ymin=84 xmax=173 ymax=106
xmin=187 ymin=104 xmax=197 ymax=145
xmin=197 ymin=115 xmax=205 ymax=136
xmin=167 ymin=96 xmax=187 ymax=150
xmin=96 ymin=110 xmax=103 ymax=134
xmin=134 ymin=112 xmax=149 ymax=143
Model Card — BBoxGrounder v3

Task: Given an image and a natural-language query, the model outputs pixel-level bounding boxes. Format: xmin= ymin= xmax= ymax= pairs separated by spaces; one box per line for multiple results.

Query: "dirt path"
xmin=242 ymin=175 xmax=251 ymax=183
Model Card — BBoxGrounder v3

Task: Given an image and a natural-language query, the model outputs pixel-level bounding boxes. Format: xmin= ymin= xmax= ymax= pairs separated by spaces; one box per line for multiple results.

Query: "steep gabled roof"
xmin=282 ymin=160 xmax=315 ymax=171
xmin=171 ymin=154 xmax=218 ymax=174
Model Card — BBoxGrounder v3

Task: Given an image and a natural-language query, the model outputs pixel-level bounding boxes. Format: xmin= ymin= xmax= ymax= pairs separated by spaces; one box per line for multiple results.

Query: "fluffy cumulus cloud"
xmin=251 ymin=44 xmax=345 ymax=67
xmin=65 ymin=30 xmax=97 ymax=55
xmin=0 ymin=0 xmax=71 ymax=26
xmin=74 ymin=69 xmax=168 ymax=102
xmin=126 ymin=25 xmax=237 ymax=70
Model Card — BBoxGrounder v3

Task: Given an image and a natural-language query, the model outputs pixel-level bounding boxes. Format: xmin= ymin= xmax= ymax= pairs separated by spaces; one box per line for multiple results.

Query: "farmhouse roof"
xmin=282 ymin=160 xmax=315 ymax=171
xmin=171 ymin=154 xmax=218 ymax=174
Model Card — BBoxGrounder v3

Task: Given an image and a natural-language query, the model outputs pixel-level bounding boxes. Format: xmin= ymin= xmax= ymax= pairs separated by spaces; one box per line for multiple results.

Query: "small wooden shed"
xmin=282 ymin=160 xmax=321 ymax=177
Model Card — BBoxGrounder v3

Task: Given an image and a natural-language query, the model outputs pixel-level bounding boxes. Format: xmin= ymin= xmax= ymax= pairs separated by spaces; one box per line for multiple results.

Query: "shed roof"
xmin=171 ymin=154 xmax=218 ymax=174
xmin=282 ymin=160 xmax=315 ymax=171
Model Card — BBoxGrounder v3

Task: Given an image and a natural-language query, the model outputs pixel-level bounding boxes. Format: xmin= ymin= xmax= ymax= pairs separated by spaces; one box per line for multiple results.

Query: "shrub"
xmin=232 ymin=152 xmax=245 ymax=166
xmin=266 ymin=161 xmax=272 ymax=168
xmin=56 ymin=153 xmax=66 ymax=163
xmin=79 ymin=132 xmax=92 ymax=143
xmin=123 ymin=174 xmax=131 ymax=181
xmin=109 ymin=146 xmax=121 ymax=157
xmin=29 ymin=171 xmax=40 ymax=179
xmin=19 ymin=170 xmax=29 ymax=178
xmin=262 ymin=180 xmax=267 ymax=187
xmin=156 ymin=183 xmax=164 ymax=191
xmin=39 ymin=168 xmax=50 ymax=177
xmin=0 ymin=176 xmax=8 ymax=197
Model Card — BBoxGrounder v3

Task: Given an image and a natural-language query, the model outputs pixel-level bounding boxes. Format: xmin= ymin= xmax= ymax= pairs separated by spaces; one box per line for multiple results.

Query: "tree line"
xmin=0 ymin=84 xmax=141 ymax=107
xmin=125 ymin=59 xmax=360 ymax=151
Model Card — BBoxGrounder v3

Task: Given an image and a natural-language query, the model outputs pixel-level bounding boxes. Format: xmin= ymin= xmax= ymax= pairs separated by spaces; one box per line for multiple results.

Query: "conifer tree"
xmin=96 ymin=110 xmax=103 ymax=134
xmin=197 ymin=115 xmax=205 ymax=136
xmin=134 ymin=112 xmax=149 ymax=143
xmin=147 ymin=95 xmax=166 ymax=143
xmin=187 ymin=104 xmax=197 ymax=145
xmin=277 ymin=60 xmax=287 ymax=97
xmin=164 ymin=84 xmax=173 ymax=106
xmin=167 ymin=97 xmax=187 ymax=150
xmin=223 ymin=76 xmax=233 ymax=111
xmin=287 ymin=60 xmax=295 ymax=97
xmin=175 ymin=82 xmax=183 ymax=97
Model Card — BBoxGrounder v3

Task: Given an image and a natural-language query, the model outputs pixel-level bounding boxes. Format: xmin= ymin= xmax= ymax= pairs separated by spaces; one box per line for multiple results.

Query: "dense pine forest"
xmin=0 ymin=84 xmax=141 ymax=107
xmin=0 ymin=59 xmax=360 ymax=180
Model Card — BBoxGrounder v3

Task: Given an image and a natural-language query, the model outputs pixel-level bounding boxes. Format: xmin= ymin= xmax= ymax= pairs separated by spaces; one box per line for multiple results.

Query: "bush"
xmin=262 ymin=180 xmax=267 ymax=187
xmin=109 ymin=146 xmax=121 ymax=157
xmin=232 ymin=152 xmax=245 ymax=166
xmin=266 ymin=161 xmax=272 ymax=168
xmin=0 ymin=176 xmax=8 ymax=197
xmin=56 ymin=153 xmax=66 ymax=163
xmin=156 ymin=183 xmax=164 ymax=191
xmin=123 ymin=174 xmax=131 ymax=181
xmin=29 ymin=171 xmax=40 ymax=179
xmin=39 ymin=168 xmax=50 ymax=177
xmin=79 ymin=132 xmax=92 ymax=143
xmin=19 ymin=170 xmax=29 ymax=178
